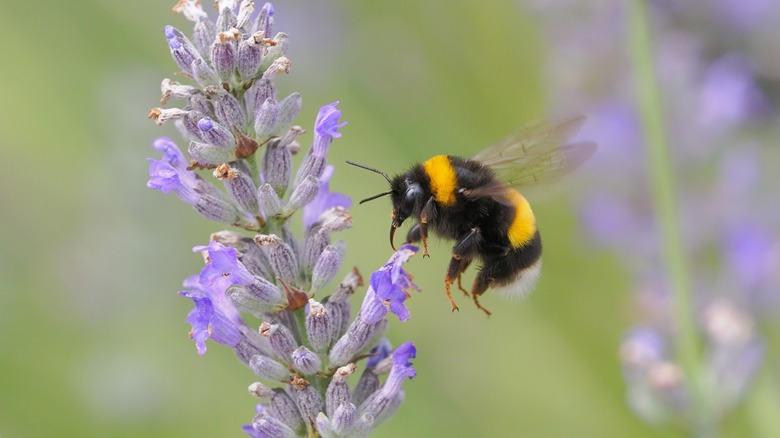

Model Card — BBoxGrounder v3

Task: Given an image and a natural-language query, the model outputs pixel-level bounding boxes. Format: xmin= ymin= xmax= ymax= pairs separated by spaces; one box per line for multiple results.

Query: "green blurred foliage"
xmin=0 ymin=0 xmax=717 ymax=437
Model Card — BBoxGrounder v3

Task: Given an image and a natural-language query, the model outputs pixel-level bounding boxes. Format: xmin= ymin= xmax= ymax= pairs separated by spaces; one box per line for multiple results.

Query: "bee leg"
xmin=471 ymin=271 xmax=494 ymax=317
xmin=419 ymin=197 xmax=434 ymax=258
xmin=456 ymin=274 xmax=470 ymax=297
xmin=444 ymin=256 xmax=471 ymax=312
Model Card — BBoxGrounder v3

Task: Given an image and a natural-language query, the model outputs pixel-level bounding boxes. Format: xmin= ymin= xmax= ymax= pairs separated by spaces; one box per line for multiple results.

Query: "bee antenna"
xmin=359 ymin=191 xmax=392 ymax=204
xmin=346 ymin=160 xmax=392 ymax=184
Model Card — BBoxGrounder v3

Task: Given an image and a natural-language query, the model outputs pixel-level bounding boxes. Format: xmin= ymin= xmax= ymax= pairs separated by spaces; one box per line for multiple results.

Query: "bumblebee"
xmin=348 ymin=117 xmax=595 ymax=315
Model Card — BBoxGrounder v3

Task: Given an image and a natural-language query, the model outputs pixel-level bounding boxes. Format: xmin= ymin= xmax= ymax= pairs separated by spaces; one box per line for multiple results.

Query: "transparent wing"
xmin=471 ymin=116 xmax=596 ymax=188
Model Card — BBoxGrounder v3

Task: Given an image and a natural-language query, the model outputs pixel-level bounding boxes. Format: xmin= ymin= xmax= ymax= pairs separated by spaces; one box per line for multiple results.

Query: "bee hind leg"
xmin=470 ymin=280 xmax=492 ymax=317
xmin=444 ymin=256 xmax=472 ymax=312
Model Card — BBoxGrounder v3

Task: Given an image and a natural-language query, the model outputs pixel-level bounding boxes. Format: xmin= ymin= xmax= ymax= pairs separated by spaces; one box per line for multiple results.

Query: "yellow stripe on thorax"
xmin=506 ymin=189 xmax=537 ymax=248
xmin=423 ymin=155 xmax=457 ymax=207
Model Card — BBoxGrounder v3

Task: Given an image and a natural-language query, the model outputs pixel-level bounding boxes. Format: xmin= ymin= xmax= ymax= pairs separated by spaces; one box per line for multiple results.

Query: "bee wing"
xmin=472 ymin=116 xmax=596 ymax=188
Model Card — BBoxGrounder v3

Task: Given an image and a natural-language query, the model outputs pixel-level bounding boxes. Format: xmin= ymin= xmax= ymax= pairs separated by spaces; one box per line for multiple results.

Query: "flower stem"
xmin=627 ymin=0 xmax=712 ymax=435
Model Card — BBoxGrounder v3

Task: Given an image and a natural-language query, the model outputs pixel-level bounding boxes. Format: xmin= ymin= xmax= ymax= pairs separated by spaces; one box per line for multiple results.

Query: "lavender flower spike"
xmin=145 ymin=3 xmax=418 ymax=436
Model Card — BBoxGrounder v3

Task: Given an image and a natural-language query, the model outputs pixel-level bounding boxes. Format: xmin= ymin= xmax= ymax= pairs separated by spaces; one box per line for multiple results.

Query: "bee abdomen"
xmin=505 ymin=189 xmax=537 ymax=248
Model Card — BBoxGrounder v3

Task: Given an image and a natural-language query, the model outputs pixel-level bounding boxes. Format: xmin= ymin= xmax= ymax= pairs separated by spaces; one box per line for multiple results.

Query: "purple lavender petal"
xmin=146 ymin=158 xmax=200 ymax=204
xmin=303 ymin=165 xmax=352 ymax=229
xmin=193 ymin=240 xmax=256 ymax=294
xmin=179 ymin=275 xmax=243 ymax=355
xmin=364 ymin=245 xmax=419 ymax=323
xmin=311 ymin=101 xmax=347 ymax=158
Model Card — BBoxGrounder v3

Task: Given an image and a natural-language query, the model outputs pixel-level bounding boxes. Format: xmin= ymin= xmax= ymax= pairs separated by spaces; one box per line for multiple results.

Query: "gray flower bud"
xmin=248 ymin=381 xmax=274 ymax=399
xmin=326 ymin=363 xmax=355 ymax=417
xmin=245 ymin=78 xmax=276 ymax=122
xmin=287 ymin=175 xmax=319 ymax=211
xmin=194 ymin=193 xmax=242 ymax=224
xmin=311 ymin=245 xmax=341 ymax=291
xmin=268 ymin=389 xmax=305 ymax=434
xmin=329 ymin=319 xmax=387 ymax=367
xmin=207 ymin=86 xmax=247 ymax=129
xmin=274 ymin=92 xmax=302 ymax=136
xmin=315 ymin=413 xmax=336 ymax=438
xmin=255 ymin=97 xmax=279 ymax=140
xmin=352 ymin=369 xmax=380 ymax=407
xmin=251 ymin=415 xmax=297 ymax=438
xmin=249 ymin=354 xmax=290 ymax=381
xmin=214 ymin=164 xmax=259 ymax=215
xmin=332 ymin=403 xmax=357 ymax=436
xmin=262 ymin=138 xmax=292 ymax=198
xmin=197 ymin=117 xmax=235 ymax=148
xmin=259 ymin=33 xmax=289 ymax=74
xmin=188 ymin=141 xmax=234 ymax=166
xmin=306 ymin=299 xmax=334 ymax=353
xmin=260 ymin=322 xmax=298 ymax=361
xmin=238 ymin=32 xmax=264 ymax=81
xmin=191 ymin=57 xmax=220 ymax=87
xmin=294 ymin=382 xmax=324 ymax=425
xmin=258 ymin=183 xmax=284 ymax=218
xmin=212 ymin=29 xmax=239 ymax=81
xmin=192 ymin=18 xmax=216 ymax=62
xmin=254 ymin=234 xmax=299 ymax=286
xmin=291 ymin=346 xmax=322 ymax=375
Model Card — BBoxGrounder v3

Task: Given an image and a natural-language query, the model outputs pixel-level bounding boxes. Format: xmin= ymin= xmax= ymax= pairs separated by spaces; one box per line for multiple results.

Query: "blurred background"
xmin=1 ymin=0 xmax=778 ymax=437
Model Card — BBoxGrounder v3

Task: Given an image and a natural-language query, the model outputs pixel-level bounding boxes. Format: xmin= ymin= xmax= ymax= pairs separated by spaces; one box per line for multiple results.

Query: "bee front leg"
xmin=419 ymin=197 xmax=434 ymax=257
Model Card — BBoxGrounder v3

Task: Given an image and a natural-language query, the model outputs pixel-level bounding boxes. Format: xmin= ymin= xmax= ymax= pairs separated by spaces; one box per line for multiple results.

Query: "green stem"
xmin=627 ymin=0 xmax=711 ymax=435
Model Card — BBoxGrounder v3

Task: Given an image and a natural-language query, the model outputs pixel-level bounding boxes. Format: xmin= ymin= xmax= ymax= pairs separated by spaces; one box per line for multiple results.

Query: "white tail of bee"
xmin=494 ymin=259 xmax=542 ymax=301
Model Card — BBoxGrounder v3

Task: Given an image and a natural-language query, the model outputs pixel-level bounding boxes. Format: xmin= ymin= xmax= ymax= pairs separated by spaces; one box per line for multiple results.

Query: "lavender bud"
xmin=302 ymin=228 xmax=329 ymax=273
xmin=197 ymin=117 xmax=235 ymax=148
xmin=214 ymin=164 xmax=259 ymax=215
xmin=188 ymin=141 xmax=234 ymax=166
xmin=216 ymin=3 xmax=238 ymax=30
xmin=262 ymin=138 xmax=292 ymax=197
xmin=235 ymin=325 xmax=274 ymax=363
xmin=254 ymin=234 xmax=299 ymax=286
xmin=275 ymin=92 xmax=302 ymax=135
xmin=306 ymin=299 xmax=334 ymax=353
xmin=260 ymin=33 xmax=289 ymax=74
xmin=191 ymin=57 xmax=220 ymax=87
xmin=254 ymin=97 xmax=280 ymax=139
xmin=206 ymin=86 xmax=247 ymax=129
xmin=329 ymin=319 xmax=387 ymax=367
xmin=238 ymin=33 xmax=264 ymax=81
xmin=192 ymin=18 xmax=216 ymax=62
xmin=311 ymin=245 xmax=342 ymax=291
xmin=249 ymin=354 xmax=290 ymax=382
xmin=287 ymin=175 xmax=319 ymax=211
xmin=212 ymin=29 xmax=239 ymax=81
xmin=241 ymin=239 xmax=274 ymax=279
xmin=163 ymin=25 xmax=203 ymax=76
xmin=255 ymin=2 xmax=274 ymax=36
xmin=352 ymin=369 xmax=380 ymax=407
xmin=351 ymin=413 xmax=374 ymax=438
xmin=260 ymin=322 xmax=298 ymax=361
xmin=291 ymin=346 xmax=322 ymax=375
xmin=294 ymin=381 xmax=325 ymax=425
xmin=326 ymin=363 xmax=355 ymax=417
xmin=258 ymin=184 xmax=284 ymax=218
xmin=194 ymin=193 xmax=242 ymax=224
xmin=179 ymin=110 xmax=206 ymax=141
xmin=315 ymin=413 xmax=336 ymax=438
xmin=325 ymin=300 xmax=350 ymax=341
xmin=245 ymin=78 xmax=276 ymax=121
xmin=236 ymin=0 xmax=255 ymax=29
xmin=268 ymin=389 xmax=306 ymax=434
xmin=226 ymin=279 xmax=284 ymax=313
xmin=248 ymin=381 xmax=274 ymax=399
xmin=293 ymin=155 xmax=325 ymax=197
xmin=188 ymin=94 xmax=214 ymax=118
xmin=252 ymin=415 xmax=297 ymax=438
xmin=332 ymin=403 xmax=357 ymax=436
